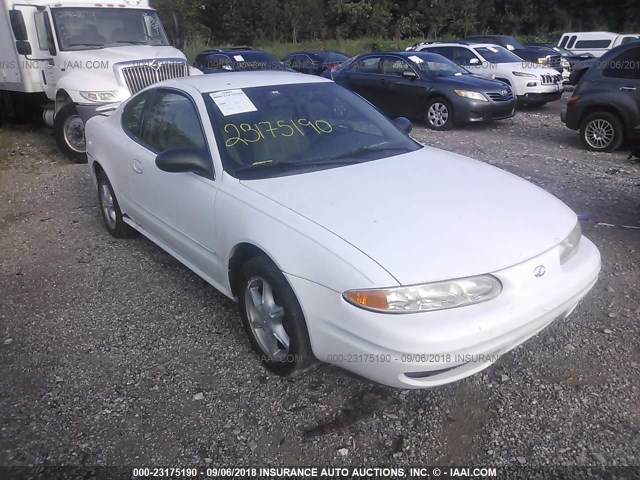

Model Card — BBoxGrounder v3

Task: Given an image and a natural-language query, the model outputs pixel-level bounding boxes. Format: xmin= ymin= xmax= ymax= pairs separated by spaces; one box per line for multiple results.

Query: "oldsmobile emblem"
xmin=534 ymin=265 xmax=546 ymax=278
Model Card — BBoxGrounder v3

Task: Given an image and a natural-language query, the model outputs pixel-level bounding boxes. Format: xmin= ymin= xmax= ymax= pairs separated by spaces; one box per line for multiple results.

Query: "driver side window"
xmin=141 ymin=91 xmax=207 ymax=153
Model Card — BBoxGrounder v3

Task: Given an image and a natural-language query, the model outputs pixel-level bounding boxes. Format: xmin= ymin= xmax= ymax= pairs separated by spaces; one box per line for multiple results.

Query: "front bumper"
xmin=517 ymin=90 xmax=563 ymax=104
xmin=454 ymin=98 xmax=517 ymax=123
xmin=287 ymin=237 xmax=601 ymax=389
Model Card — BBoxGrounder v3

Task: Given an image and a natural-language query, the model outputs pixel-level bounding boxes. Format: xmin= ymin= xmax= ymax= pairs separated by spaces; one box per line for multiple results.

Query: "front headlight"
xmin=454 ymin=90 xmax=488 ymax=102
xmin=343 ymin=275 xmax=502 ymax=314
xmin=559 ymin=222 xmax=582 ymax=264
xmin=561 ymin=58 xmax=570 ymax=68
xmin=536 ymin=57 xmax=547 ymax=65
xmin=79 ymin=91 xmax=118 ymax=102
xmin=512 ymin=71 xmax=537 ymax=78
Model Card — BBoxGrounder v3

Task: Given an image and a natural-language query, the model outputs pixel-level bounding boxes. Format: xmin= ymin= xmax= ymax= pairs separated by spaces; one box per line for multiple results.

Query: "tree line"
xmin=152 ymin=0 xmax=640 ymax=46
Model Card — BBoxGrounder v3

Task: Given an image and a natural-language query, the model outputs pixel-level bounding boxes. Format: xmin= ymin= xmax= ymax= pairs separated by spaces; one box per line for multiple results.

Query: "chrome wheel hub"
xmin=63 ymin=115 xmax=86 ymax=153
xmin=99 ymin=182 xmax=116 ymax=229
xmin=427 ymin=103 xmax=449 ymax=127
xmin=585 ymin=119 xmax=614 ymax=149
xmin=244 ymin=276 xmax=290 ymax=360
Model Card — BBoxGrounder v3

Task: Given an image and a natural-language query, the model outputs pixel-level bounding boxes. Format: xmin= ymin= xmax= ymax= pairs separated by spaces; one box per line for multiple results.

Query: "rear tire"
xmin=54 ymin=104 xmax=87 ymax=163
xmin=580 ymin=111 xmax=624 ymax=152
xmin=237 ymin=256 xmax=315 ymax=377
xmin=425 ymin=97 xmax=454 ymax=131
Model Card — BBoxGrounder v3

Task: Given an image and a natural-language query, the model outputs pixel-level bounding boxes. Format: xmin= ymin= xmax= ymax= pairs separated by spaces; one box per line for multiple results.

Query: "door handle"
xmin=132 ymin=159 xmax=143 ymax=174
xmin=619 ymin=86 xmax=636 ymax=91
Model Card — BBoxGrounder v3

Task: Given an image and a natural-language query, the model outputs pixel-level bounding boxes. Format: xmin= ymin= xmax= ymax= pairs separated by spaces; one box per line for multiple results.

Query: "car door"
xmin=380 ymin=55 xmax=426 ymax=118
xmin=128 ymin=88 xmax=221 ymax=281
xmin=335 ymin=56 xmax=384 ymax=107
xmin=601 ymin=46 xmax=640 ymax=129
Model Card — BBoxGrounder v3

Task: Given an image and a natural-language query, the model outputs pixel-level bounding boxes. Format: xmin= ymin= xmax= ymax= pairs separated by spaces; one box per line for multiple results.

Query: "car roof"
xmin=160 ymin=71 xmax=332 ymax=93
xmin=198 ymin=48 xmax=269 ymax=55
xmin=418 ymin=42 xmax=499 ymax=49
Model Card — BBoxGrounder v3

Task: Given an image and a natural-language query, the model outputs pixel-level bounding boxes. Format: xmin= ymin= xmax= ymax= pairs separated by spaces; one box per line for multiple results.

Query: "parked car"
xmin=465 ymin=35 xmax=563 ymax=73
xmin=561 ymin=42 xmax=640 ymax=152
xmin=331 ymin=51 xmax=516 ymax=130
xmin=558 ymin=32 xmax=640 ymax=58
xmin=86 ymin=71 xmax=600 ymax=389
xmin=282 ymin=50 xmax=350 ymax=76
xmin=408 ymin=42 xmax=563 ymax=106
xmin=193 ymin=48 xmax=284 ymax=73
xmin=525 ymin=43 xmax=594 ymax=83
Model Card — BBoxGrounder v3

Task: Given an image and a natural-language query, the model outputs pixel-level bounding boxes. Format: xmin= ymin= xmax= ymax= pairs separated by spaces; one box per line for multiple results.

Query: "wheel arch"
xmin=54 ymin=89 xmax=73 ymax=116
xmin=580 ymin=106 xmax=627 ymax=137
xmin=228 ymin=242 xmax=277 ymax=298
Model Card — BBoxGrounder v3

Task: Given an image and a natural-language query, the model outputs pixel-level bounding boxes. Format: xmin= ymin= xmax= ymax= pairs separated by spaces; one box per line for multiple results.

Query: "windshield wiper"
xmin=68 ymin=43 xmax=105 ymax=48
xmin=234 ymin=159 xmax=361 ymax=174
xmin=116 ymin=41 xmax=147 ymax=45
xmin=329 ymin=142 xmax=408 ymax=160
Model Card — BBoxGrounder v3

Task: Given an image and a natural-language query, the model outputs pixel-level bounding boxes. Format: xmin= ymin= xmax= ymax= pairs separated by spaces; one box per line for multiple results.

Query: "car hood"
xmin=240 ymin=147 xmax=577 ymax=285
xmin=434 ymin=74 xmax=508 ymax=91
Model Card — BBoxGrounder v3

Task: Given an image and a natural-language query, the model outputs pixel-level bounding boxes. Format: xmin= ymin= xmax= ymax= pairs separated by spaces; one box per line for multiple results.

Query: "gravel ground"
xmin=1 ymin=90 xmax=639 ymax=469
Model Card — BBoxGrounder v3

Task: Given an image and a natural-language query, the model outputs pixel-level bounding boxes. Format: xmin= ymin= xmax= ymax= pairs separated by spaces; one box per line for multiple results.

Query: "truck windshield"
xmin=51 ymin=8 xmax=170 ymax=51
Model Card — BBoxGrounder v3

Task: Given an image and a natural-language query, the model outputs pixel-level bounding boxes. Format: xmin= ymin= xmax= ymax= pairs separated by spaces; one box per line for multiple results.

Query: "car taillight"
xmin=567 ymin=95 xmax=580 ymax=106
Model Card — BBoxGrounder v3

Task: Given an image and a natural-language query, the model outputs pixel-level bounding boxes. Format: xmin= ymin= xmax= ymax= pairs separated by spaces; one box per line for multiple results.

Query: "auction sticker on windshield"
xmin=210 ymin=89 xmax=257 ymax=116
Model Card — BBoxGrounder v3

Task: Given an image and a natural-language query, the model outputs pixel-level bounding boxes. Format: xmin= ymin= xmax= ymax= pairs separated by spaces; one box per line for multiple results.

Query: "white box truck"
xmin=0 ymin=0 xmax=193 ymax=162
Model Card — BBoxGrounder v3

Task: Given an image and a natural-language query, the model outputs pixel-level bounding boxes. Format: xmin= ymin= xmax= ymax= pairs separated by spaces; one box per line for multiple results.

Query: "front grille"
xmin=120 ymin=61 xmax=188 ymax=94
xmin=541 ymin=74 xmax=563 ymax=84
xmin=486 ymin=89 xmax=514 ymax=102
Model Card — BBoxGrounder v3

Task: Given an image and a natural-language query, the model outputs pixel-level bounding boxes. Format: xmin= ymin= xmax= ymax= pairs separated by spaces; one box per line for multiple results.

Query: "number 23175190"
xmin=223 ymin=119 xmax=333 ymax=147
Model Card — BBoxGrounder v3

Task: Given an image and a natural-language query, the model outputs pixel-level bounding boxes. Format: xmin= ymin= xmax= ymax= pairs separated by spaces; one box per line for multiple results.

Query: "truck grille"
xmin=486 ymin=89 xmax=514 ymax=102
xmin=541 ymin=74 xmax=563 ymax=84
xmin=120 ymin=61 xmax=188 ymax=94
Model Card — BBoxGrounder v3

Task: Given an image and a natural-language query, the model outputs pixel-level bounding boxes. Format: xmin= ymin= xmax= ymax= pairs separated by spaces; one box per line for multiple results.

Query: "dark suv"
xmin=466 ymin=35 xmax=563 ymax=73
xmin=561 ymin=41 xmax=640 ymax=152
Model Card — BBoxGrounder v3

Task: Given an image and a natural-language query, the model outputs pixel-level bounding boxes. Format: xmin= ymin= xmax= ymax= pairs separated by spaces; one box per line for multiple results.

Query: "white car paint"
xmin=86 ymin=71 xmax=601 ymax=389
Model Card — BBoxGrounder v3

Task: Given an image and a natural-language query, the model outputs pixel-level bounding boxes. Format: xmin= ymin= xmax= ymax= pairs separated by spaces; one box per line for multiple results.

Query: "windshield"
xmin=475 ymin=46 xmax=523 ymax=63
xmin=204 ymin=82 xmax=420 ymax=179
xmin=407 ymin=54 xmax=469 ymax=76
xmin=231 ymin=51 xmax=283 ymax=71
xmin=501 ymin=36 xmax=525 ymax=50
xmin=51 ymin=8 xmax=170 ymax=51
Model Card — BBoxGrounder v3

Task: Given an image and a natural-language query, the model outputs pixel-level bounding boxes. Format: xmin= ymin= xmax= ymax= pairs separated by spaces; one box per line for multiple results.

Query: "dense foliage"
xmin=152 ymin=0 xmax=640 ymax=47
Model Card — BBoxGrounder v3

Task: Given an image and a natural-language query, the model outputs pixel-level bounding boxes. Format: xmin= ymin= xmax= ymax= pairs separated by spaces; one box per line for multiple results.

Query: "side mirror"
xmin=156 ymin=148 xmax=212 ymax=177
xmin=402 ymin=70 xmax=418 ymax=79
xmin=392 ymin=116 xmax=413 ymax=134
xmin=16 ymin=40 xmax=32 ymax=56
xmin=469 ymin=58 xmax=480 ymax=65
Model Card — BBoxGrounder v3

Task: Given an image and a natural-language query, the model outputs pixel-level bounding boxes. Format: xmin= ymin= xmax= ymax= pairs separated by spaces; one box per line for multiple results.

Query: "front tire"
xmin=425 ymin=97 xmax=454 ymax=131
xmin=237 ymin=256 xmax=315 ymax=376
xmin=54 ymin=104 xmax=87 ymax=163
xmin=580 ymin=111 xmax=624 ymax=152
xmin=96 ymin=171 xmax=137 ymax=238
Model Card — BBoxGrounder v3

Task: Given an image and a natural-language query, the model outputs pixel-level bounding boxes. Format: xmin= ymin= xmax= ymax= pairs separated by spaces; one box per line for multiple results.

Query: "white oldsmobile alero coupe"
xmin=85 ymin=71 xmax=601 ymax=389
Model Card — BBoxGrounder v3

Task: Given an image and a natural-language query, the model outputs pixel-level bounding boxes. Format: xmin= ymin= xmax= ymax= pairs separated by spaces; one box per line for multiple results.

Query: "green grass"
xmin=184 ymin=37 xmax=427 ymax=62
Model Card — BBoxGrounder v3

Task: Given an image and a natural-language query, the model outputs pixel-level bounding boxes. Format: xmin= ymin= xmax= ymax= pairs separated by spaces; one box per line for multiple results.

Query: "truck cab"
xmin=0 ymin=0 xmax=190 ymax=162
